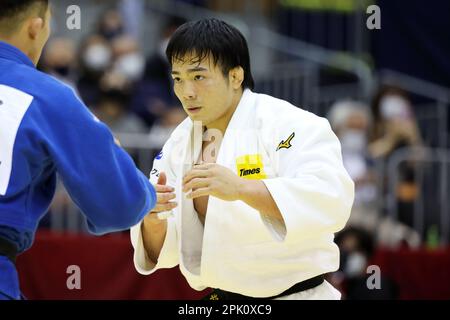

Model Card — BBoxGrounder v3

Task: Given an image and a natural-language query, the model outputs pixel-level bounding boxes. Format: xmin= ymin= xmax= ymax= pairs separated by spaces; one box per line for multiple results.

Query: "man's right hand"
xmin=146 ymin=172 xmax=177 ymax=221
xmin=142 ymin=171 xmax=175 ymax=262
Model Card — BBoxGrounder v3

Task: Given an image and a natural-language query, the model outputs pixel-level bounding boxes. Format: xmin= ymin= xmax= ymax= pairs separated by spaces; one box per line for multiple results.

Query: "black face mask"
xmin=101 ymin=27 xmax=124 ymax=41
xmin=54 ymin=66 xmax=70 ymax=77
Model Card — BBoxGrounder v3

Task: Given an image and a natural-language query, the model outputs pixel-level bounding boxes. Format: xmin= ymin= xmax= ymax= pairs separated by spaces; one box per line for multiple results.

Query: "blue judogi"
xmin=0 ymin=41 xmax=156 ymax=299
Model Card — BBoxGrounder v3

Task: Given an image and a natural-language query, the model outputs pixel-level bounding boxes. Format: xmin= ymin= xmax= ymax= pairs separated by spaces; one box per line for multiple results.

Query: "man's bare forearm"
xmin=238 ymin=179 xmax=285 ymax=226
xmin=141 ymin=216 xmax=167 ymax=263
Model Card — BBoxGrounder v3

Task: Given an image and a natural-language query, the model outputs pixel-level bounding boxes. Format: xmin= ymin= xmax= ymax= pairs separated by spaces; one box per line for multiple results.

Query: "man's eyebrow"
xmin=171 ymin=67 xmax=208 ymax=74
xmin=187 ymin=67 xmax=208 ymax=73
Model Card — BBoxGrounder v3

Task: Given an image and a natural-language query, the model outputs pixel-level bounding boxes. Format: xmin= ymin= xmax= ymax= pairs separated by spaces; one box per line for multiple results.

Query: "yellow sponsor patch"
xmin=236 ymin=154 xmax=267 ymax=180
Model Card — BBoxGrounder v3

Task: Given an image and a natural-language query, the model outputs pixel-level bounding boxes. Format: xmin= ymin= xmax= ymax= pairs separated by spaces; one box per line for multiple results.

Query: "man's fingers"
xmin=157 ymin=192 xmax=176 ymax=203
xmin=186 ymin=187 xmax=211 ymax=199
xmin=192 ymin=163 xmax=214 ymax=170
xmin=151 ymin=201 xmax=178 ymax=213
xmin=183 ymin=169 xmax=211 ymax=186
xmin=157 ymin=171 xmax=167 ymax=185
xmin=155 ymin=184 xmax=174 ymax=192
xmin=182 ymin=178 xmax=210 ymax=193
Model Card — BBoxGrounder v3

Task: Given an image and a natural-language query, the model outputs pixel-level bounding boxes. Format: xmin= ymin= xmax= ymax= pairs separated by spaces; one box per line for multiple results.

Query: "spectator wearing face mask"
xmin=130 ymin=16 xmax=186 ymax=128
xmin=369 ymin=86 xmax=424 ymax=229
xmin=332 ymin=227 xmax=399 ymax=300
xmin=77 ymin=35 xmax=113 ymax=109
xmin=369 ymin=86 xmax=423 ymax=159
xmin=111 ymin=35 xmax=146 ymax=83
xmin=94 ymin=71 xmax=148 ymax=135
xmin=328 ymin=100 xmax=423 ymax=249
xmin=40 ymin=37 xmax=77 ymax=88
xmin=328 ymin=100 xmax=377 ymax=207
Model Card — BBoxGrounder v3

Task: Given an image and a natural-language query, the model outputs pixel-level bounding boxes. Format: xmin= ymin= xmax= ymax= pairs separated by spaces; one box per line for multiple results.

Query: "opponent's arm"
xmin=46 ymin=87 xmax=156 ymax=234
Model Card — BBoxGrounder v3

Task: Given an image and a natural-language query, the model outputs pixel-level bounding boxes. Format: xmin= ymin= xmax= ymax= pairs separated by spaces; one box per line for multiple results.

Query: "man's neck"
xmin=0 ymin=36 xmax=35 ymax=66
xmin=205 ymin=89 xmax=243 ymax=135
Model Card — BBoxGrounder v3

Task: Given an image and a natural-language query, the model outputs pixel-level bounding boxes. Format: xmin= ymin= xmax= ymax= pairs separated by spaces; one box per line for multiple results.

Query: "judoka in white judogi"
xmin=130 ymin=89 xmax=354 ymax=299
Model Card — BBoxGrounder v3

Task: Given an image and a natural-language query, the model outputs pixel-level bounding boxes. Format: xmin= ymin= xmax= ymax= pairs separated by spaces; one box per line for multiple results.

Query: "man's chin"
xmin=188 ymin=114 xmax=207 ymax=124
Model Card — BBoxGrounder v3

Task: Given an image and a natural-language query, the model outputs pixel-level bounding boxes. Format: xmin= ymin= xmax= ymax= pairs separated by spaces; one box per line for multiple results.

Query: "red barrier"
xmin=16 ymin=230 xmax=209 ymax=300
xmin=371 ymin=246 xmax=450 ymax=300
xmin=15 ymin=230 xmax=450 ymax=299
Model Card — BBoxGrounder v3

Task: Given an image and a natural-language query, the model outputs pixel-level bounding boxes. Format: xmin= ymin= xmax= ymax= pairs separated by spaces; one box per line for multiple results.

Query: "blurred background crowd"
xmin=18 ymin=0 xmax=450 ymax=300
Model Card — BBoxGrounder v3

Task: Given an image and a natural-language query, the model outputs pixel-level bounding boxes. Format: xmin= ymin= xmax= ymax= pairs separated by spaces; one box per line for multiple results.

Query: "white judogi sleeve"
xmin=261 ymin=111 xmax=354 ymax=243
xmin=130 ymin=139 xmax=179 ymax=275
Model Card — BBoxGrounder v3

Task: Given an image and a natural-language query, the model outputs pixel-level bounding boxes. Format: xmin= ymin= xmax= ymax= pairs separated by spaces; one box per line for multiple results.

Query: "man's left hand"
xmin=182 ymin=163 xmax=245 ymax=201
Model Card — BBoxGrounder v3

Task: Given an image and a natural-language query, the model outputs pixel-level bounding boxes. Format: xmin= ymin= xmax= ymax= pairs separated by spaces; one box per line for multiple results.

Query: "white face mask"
xmin=113 ymin=53 xmax=145 ymax=81
xmin=345 ymin=252 xmax=367 ymax=277
xmin=83 ymin=44 xmax=112 ymax=71
xmin=380 ymin=95 xmax=412 ymax=120
xmin=340 ymin=129 xmax=367 ymax=153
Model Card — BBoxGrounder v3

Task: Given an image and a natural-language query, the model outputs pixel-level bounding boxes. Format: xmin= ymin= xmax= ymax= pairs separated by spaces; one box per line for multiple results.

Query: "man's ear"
xmin=28 ymin=17 xmax=44 ymax=40
xmin=229 ymin=66 xmax=244 ymax=90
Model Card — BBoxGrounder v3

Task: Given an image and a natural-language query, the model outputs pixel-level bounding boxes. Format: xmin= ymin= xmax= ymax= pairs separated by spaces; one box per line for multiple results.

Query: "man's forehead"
xmin=172 ymin=53 xmax=214 ymax=69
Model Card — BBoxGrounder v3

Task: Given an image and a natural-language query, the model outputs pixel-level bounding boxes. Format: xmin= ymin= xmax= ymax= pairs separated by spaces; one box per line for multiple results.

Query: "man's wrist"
xmin=237 ymin=178 xmax=255 ymax=203
xmin=143 ymin=214 xmax=167 ymax=229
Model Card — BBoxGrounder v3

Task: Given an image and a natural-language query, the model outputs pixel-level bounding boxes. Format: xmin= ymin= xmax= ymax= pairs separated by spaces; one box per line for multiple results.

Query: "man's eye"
xmin=194 ymin=75 xmax=204 ymax=81
xmin=173 ymin=77 xmax=181 ymax=83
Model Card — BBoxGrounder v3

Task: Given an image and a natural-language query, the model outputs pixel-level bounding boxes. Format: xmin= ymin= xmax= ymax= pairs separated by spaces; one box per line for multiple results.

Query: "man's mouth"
xmin=187 ymin=106 xmax=202 ymax=113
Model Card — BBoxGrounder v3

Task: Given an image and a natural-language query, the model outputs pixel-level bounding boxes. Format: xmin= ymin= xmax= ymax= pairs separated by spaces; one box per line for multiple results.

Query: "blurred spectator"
xmin=369 ymin=86 xmax=424 ymax=229
xmin=330 ymin=227 xmax=399 ymax=300
xmin=328 ymin=100 xmax=422 ymax=248
xmin=41 ymin=37 xmax=78 ymax=88
xmin=328 ymin=100 xmax=376 ymax=206
xmin=146 ymin=16 xmax=186 ymax=91
xmin=94 ymin=71 xmax=147 ymax=134
xmin=77 ymin=35 xmax=113 ymax=108
xmin=111 ymin=35 xmax=146 ymax=83
xmin=93 ymin=70 xmax=150 ymax=166
xmin=131 ymin=16 xmax=186 ymax=127
xmin=97 ymin=8 xmax=125 ymax=41
xmin=369 ymin=86 xmax=423 ymax=158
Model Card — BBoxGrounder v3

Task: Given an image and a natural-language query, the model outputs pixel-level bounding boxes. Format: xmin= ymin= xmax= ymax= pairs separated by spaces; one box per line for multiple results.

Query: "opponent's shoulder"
xmin=8 ymin=66 xmax=81 ymax=114
xmin=1 ymin=67 xmax=84 ymax=126
xmin=1 ymin=63 xmax=73 ymax=99
xmin=32 ymin=70 xmax=79 ymax=104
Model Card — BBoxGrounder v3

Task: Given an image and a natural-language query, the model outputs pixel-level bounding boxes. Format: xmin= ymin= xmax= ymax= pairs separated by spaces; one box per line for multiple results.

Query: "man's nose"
xmin=182 ymin=82 xmax=196 ymax=100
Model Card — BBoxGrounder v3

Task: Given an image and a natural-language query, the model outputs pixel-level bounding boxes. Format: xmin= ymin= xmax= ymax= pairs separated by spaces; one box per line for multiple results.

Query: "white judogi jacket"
xmin=130 ymin=89 xmax=354 ymax=298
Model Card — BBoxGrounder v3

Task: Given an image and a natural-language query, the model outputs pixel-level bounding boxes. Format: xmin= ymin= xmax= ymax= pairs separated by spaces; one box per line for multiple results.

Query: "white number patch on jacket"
xmin=0 ymin=85 xmax=34 ymax=196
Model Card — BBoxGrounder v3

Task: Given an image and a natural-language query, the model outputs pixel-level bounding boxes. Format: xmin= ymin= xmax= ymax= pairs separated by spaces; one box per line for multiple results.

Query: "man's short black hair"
xmin=166 ymin=18 xmax=255 ymax=90
xmin=0 ymin=0 xmax=48 ymax=34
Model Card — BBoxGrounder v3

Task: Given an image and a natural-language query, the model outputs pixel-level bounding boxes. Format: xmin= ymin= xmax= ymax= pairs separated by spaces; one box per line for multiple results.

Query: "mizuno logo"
xmin=276 ymin=132 xmax=295 ymax=151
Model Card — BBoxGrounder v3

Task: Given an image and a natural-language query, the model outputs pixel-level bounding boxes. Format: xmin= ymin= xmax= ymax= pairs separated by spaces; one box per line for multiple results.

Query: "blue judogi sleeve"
xmin=0 ymin=41 xmax=156 ymax=238
xmin=36 ymin=86 xmax=157 ymax=235
xmin=0 ymin=40 xmax=156 ymax=300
